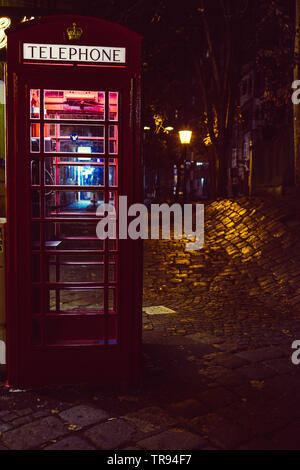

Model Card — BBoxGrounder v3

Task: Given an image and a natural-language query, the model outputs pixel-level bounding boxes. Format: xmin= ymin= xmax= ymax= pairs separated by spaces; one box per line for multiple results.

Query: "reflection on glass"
xmin=108 ymin=239 xmax=117 ymax=251
xmin=30 ymin=123 xmax=40 ymax=152
xmin=30 ymin=89 xmax=40 ymax=119
xmin=30 ymin=160 xmax=40 ymax=185
xmin=44 ymin=90 xmax=105 ymax=120
xmin=109 ymin=159 xmax=118 ymax=186
xmin=31 ymin=191 xmax=40 ymax=217
xmin=108 ymin=191 xmax=117 ymax=211
xmin=44 ymin=124 xmax=105 ymax=154
xmin=56 ymin=156 xmax=105 ymax=163
xmin=45 ymin=221 xmax=99 ymax=239
xmin=48 ymin=253 xmax=105 ymax=265
xmin=48 ymin=288 xmax=104 ymax=312
xmin=109 ymin=92 xmax=118 ymax=121
xmin=47 ymin=259 xmax=104 ymax=283
xmin=32 ymin=288 xmax=41 ymax=315
xmin=31 ymin=222 xmax=40 ymax=249
xmin=109 ymin=255 xmax=117 ymax=282
xmin=109 ymin=125 xmax=118 ymax=154
xmin=44 ymin=160 xmax=105 ymax=187
xmin=45 ymin=190 xmax=104 ymax=216
xmin=46 ymin=238 xmax=102 ymax=251
xmin=32 ymin=255 xmax=40 ymax=282
xmin=108 ymin=288 xmax=116 ymax=312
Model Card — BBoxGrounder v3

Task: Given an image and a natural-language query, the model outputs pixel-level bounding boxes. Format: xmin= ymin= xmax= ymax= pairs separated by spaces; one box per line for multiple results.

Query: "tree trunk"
xmin=213 ymin=135 xmax=229 ymax=198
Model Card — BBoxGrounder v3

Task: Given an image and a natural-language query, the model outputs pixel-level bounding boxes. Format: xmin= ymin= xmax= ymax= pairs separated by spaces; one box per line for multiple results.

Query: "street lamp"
xmin=177 ymin=130 xmax=192 ymax=202
xmin=179 ymin=130 xmax=192 ymax=145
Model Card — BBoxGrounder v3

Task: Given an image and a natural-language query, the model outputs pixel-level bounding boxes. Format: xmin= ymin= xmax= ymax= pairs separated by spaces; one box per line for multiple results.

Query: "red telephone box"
xmin=5 ymin=16 xmax=142 ymax=387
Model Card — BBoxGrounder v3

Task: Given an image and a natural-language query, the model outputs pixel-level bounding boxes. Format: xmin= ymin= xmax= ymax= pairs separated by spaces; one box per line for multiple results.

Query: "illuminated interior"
xmin=30 ymin=89 xmax=119 ymax=214
xmin=29 ymin=89 xmax=120 ymax=346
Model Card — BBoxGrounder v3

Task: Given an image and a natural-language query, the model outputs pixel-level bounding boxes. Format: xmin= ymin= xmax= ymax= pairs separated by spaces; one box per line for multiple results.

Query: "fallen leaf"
xmin=68 ymin=424 xmax=80 ymax=431
xmin=118 ymin=396 xmax=139 ymax=403
xmin=187 ymin=356 xmax=196 ymax=362
xmin=250 ymin=380 xmax=264 ymax=390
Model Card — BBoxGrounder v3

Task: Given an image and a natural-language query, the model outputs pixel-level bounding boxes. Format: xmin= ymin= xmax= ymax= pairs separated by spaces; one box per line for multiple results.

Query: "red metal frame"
xmin=6 ymin=16 xmax=142 ymax=387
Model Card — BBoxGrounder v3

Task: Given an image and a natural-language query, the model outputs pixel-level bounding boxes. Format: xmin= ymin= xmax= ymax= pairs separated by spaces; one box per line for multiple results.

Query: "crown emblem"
xmin=66 ymin=23 xmax=83 ymax=40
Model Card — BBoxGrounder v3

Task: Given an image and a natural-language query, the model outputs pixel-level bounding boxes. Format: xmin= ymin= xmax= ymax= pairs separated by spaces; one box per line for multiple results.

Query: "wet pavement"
xmin=1 ymin=196 xmax=300 ymax=450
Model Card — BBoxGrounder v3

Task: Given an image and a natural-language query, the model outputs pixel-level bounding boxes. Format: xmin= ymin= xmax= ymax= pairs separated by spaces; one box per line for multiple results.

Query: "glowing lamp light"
xmin=0 ymin=17 xmax=11 ymax=49
xmin=179 ymin=130 xmax=192 ymax=144
xmin=165 ymin=126 xmax=174 ymax=131
xmin=144 ymin=126 xmax=151 ymax=130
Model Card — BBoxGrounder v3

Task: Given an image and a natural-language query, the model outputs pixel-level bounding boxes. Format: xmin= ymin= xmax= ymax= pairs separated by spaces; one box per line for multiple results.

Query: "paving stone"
xmin=59 ymin=405 xmax=109 ymax=428
xmin=168 ymin=400 xmax=207 ymax=419
xmin=197 ymin=387 xmax=238 ymax=411
xmin=15 ymin=408 xmax=33 ymax=417
xmin=238 ymin=437 xmax=277 ymax=450
xmin=0 ymin=423 xmax=13 ymax=433
xmin=32 ymin=411 xmax=49 ymax=419
xmin=210 ymin=353 xmax=249 ymax=369
xmin=189 ymin=413 xmax=252 ymax=449
xmin=236 ymin=348 xmax=284 ymax=363
xmin=11 ymin=416 xmax=32 ymax=427
xmin=262 ymin=421 xmax=300 ymax=450
xmin=123 ymin=407 xmax=176 ymax=434
xmin=1 ymin=412 xmax=18 ymax=423
xmin=217 ymin=401 xmax=258 ymax=424
xmin=239 ymin=365 xmax=276 ymax=380
xmin=187 ymin=333 xmax=224 ymax=345
xmin=264 ymin=359 xmax=296 ymax=375
xmin=84 ymin=419 xmax=137 ymax=450
xmin=232 ymin=383 xmax=279 ymax=408
xmin=210 ymin=369 xmax=247 ymax=387
xmin=44 ymin=436 xmax=95 ymax=450
xmin=239 ymin=406 xmax=290 ymax=437
xmin=137 ymin=428 xmax=206 ymax=450
xmin=2 ymin=416 xmax=67 ymax=450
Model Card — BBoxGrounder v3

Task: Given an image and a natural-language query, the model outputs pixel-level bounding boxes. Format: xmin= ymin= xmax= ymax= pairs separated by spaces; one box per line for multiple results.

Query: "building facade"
xmin=230 ymin=62 xmax=294 ymax=197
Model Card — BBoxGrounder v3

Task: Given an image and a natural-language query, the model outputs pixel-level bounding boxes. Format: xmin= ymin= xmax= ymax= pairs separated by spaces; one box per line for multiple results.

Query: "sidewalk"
xmin=1 ymin=196 xmax=300 ymax=450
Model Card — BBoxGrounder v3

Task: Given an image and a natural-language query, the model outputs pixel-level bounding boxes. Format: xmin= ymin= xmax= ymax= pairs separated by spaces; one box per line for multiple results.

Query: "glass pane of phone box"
xmin=45 ymin=159 xmax=104 ymax=187
xmin=45 ymin=190 xmax=105 ymax=215
xmin=44 ymin=90 xmax=105 ymax=121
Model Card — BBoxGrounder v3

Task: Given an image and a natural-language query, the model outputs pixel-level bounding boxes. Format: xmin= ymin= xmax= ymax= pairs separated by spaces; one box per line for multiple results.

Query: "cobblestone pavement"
xmin=1 ymin=196 xmax=300 ymax=450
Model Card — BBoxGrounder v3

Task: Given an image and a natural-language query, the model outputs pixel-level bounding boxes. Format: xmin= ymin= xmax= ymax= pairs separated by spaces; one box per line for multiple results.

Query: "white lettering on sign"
xmin=23 ymin=43 xmax=126 ymax=64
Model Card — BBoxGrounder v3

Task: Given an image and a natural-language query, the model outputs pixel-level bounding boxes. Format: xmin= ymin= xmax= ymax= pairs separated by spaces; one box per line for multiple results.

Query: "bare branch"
xmin=199 ymin=0 xmax=221 ymax=96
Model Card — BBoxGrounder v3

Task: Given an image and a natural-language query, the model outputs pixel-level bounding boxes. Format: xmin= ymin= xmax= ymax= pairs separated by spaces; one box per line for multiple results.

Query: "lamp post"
xmin=177 ymin=130 xmax=192 ymax=202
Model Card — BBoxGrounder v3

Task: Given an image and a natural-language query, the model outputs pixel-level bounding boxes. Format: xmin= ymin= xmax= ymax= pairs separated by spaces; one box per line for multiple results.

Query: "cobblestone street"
xmin=1 ymin=196 xmax=300 ymax=450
